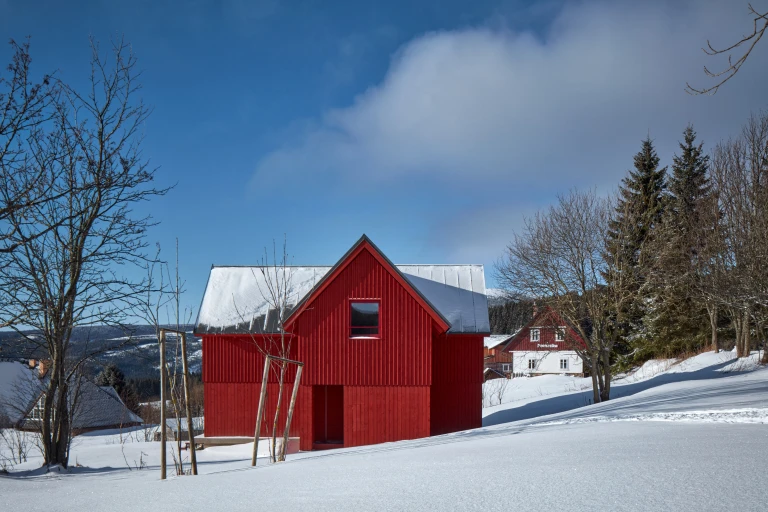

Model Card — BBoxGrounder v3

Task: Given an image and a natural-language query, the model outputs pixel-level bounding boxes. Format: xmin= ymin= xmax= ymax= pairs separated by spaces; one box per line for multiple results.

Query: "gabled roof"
xmin=194 ymin=235 xmax=491 ymax=335
xmin=0 ymin=361 xmax=142 ymax=429
xmin=69 ymin=384 xmax=143 ymax=429
xmin=500 ymin=306 xmax=586 ymax=352
xmin=283 ymin=235 xmax=450 ymax=333
xmin=0 ymin=361 xmax=43 ymax=425
xmin=484 ymin=334 xmax=515 ymax=349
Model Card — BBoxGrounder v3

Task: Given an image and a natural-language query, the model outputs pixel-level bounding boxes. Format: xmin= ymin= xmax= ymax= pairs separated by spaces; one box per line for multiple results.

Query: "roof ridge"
xmin=211 ymin=263 xmax=485 ymax=268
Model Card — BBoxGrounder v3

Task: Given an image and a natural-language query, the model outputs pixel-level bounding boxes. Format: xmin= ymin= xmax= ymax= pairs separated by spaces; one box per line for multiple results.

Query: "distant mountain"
xmin=0 ymin=325 xmax=201 ymax=379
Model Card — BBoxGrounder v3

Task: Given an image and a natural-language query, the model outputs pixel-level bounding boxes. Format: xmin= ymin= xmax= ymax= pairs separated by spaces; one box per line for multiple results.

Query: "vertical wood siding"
xmin=204 ymin=382 xmax=312 ymax=448
xmin=293 ymin=248 xmax=433 ymax=387
xmin=202 ymin=246 xmax=484 ymax=449
xmin=430 ymin=333 xmax=483 ymax=435
xmin=203 ymin=335 xmax=297 ymax=383
xmin=344 ymin=386 xmax=430 ymax=447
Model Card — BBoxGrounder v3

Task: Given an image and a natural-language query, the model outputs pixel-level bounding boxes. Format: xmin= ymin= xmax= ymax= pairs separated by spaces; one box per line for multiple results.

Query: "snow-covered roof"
xmin=0 ymin=361 xmax=44 ymax=425
xmin=195 ymin=264 xmax=490 ymax=334
xmin=71 ymin=383 xmax=143 ymax=429
xmin=0 ymin=361 xmax=142 ymax=429
xmin=484 ymin=334 xmax=514 ymax=349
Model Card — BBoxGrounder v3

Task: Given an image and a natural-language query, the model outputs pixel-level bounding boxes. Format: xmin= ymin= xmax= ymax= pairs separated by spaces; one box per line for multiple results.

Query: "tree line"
xmin=496 ymin=114 xmax=768 ymax=404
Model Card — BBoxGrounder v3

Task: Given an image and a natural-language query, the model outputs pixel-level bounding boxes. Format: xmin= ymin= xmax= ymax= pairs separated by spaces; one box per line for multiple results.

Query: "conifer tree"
xmin=96 ymin=363 xmax=140 ymax=414
xmin=645 ymin=126 xmax=712 ymax=356
xmin=606 ymin=137 xmax=667 ymax=361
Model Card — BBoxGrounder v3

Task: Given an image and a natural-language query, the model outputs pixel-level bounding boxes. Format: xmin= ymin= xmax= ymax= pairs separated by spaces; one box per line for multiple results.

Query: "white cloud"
xmin=253 ymin=0 xmax=767 ymax=190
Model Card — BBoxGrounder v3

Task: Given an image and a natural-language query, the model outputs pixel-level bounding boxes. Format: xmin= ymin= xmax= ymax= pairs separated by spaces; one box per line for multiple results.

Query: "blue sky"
xmin=1 ymin=0 xmax=766 ymax=319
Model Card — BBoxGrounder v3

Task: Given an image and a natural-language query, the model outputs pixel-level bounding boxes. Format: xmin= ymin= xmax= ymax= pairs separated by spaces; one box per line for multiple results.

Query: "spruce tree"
xmin=646 ymin=126 xmax=711 ymax=355
xmin=606 ymin=137 xmax=667 ymax=362
xmin=95 ymin=363 xmax=140 ymax=413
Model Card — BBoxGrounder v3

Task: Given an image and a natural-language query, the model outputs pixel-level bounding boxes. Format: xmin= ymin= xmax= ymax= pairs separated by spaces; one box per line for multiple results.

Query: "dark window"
xmin=350 ymin=301 xmax=379 ymax=337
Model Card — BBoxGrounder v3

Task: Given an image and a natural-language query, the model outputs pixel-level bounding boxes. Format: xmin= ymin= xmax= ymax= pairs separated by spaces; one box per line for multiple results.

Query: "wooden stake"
xmin=251 ymin=356 xmax=271 ymax=466
xmin=180 ymin=332 xmax=198 ymax=475
xmin=159 ymin=330 xmax=167 ymax=480
xmin=279 ymin=364 xmax=303 ymax=462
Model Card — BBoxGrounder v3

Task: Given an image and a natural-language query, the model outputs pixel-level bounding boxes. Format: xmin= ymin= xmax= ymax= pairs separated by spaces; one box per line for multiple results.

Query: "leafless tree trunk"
xmin=496 ymin=189 xmax=626 ymax=403
xmin=234 ymin=236 xmax=296 ymax=463
xmin=0 ymin=38 xmax=168 ymax=468
xmin=256 ymin=238 xmax=295 ymax=463
xmin=708 ymin=112 xmax=768 ymax=360
xmin=707 ymin=303 xmax=719 ymax=353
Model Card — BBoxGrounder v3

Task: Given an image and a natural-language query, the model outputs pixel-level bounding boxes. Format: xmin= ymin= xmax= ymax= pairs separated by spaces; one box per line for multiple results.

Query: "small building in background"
xmin=483 ymin=334 xmax=514 ymax=380
xmin=0 ymin=360 xmax=142 ymax=434
xmin=493 ymin=306 xmax=585 ymax=377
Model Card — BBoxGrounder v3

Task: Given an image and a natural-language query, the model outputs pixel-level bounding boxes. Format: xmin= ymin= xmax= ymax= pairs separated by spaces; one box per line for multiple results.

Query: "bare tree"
xmin=686 ymin=3 xmax=768 ymax=95
xmin=133 ymin=240 xmax=197 ymax=476
xmin=255 ymin=238 xmax=295 ymax=463
xmin=708 ymin=111 xmax=768 ymax=359
xmin=496 ymin=189 xmax=631 ymax=403
xmin=233 ymin=237 xmax=296 ymax=463
xmin=0 ymin=38 xmax=168 ymax=468
xmin=0 ymin=40 xmax=59 ymax=331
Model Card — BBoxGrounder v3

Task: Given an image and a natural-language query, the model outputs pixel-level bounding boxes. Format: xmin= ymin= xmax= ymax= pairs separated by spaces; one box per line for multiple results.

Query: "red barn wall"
xmin=203 ymin=335 xmax=298 ymax=383
xmin=430 ymin=333 xmax=483 ymax=435
xmin=345 ymin=386 xmax=430 ymax=447
xmin=291 ymin=248 xmax=434 ymax=387
xmin=203 ymin=382 xmax=311 ymax=442
xmin=202 ymin=246 xmax=484 ymax=449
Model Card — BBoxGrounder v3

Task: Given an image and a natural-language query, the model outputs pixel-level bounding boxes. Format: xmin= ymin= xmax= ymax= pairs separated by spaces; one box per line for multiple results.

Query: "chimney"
xmin=38 ymin=360 xmax=50 ymax=378
xmin=532 ymin=301 xmax=538 ymax=318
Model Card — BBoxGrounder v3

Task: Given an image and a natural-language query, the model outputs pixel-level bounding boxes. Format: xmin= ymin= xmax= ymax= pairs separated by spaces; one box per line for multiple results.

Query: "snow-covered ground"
xmin=2 ymin=350 xmax=767 ymax=511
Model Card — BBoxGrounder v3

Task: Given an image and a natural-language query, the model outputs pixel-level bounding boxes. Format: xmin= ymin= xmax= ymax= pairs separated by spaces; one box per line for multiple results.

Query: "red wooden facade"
xmin=499 ymin=306 xmax=586 ymax=353
xmin=198 ymin=236 xmax=485 ymax=451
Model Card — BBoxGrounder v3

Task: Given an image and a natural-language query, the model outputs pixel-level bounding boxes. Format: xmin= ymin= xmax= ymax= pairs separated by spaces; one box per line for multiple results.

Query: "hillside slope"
xmin=1 ymin=352 xmax=766 ymax=511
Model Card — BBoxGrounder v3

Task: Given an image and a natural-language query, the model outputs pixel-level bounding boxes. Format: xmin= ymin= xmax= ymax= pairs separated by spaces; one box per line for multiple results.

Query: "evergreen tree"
xmin=606 ymin=137 xmax=667 ymax=362
xmin=488 ymin=299 xmax=534 ymax=334
xmin=645 ymin=126 xmax=712 ymax=355
xmin=669 ymin=126 xmax=711 ymax=223
xmin=95 ymin=363 xmax=140 ymax=413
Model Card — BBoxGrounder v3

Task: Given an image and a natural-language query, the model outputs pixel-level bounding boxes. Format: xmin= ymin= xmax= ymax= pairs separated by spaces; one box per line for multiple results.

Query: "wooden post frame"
xmin=251 ymin=355 xmax=305 ymax=467
xmin=179 ymin=331 xmax=198 ymax=475
xmin=159 ymin=328 xmax=199 ymax=478
xmin=159 ymin=330 xmax=167 ymax=480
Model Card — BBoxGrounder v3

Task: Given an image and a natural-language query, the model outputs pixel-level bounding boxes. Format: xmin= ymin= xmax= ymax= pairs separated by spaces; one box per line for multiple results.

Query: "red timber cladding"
xmin=202 ymin=335 xmax=299 ymax=383
xmin=483 ymin=348 xmax=512 ymax=364
xmin=204 ymin=382 xmax=312 ymax=446
xmin=504 ymin=309 xmax=586 ymax=353
xmin=504 ymin=325 xmax=583 ymax=352
xmin=430 ymin=333 xmax=483 ymax=435
xmin=344 ymin=386 xmax=430 ymax=447
xmin=203 ymin=334 xmax=311 ymax=447
xmin=292 ymin=248 xmax=434 ymax=387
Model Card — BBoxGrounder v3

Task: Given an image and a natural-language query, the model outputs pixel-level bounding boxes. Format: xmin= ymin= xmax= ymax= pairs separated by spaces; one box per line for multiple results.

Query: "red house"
xmin=194 ymin=235 xmax=489 ymax=451
xmin=495 ymin=306 xmax=586 ymax=376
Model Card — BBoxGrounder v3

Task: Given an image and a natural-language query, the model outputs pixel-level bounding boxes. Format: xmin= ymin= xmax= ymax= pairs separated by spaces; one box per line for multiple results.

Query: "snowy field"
xmin=2 ymin=350 xmax=767 ymax=511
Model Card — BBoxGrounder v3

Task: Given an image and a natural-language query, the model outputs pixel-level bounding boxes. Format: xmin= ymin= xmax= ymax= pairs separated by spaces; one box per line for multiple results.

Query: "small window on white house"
xmin=31 ymin=395 xmax=45 ymax=420
xmin=530 ymin=328 xmax=540 ymax=342
xmin=502 ymin=364 xmax=511 ymax=372
xmin=560 ymin=359 xmax=569 ymax=370
xmin=528 ymin=359 xmax=537 ymax=370
xmin=555 ymin=327 xmax=565 ymax=342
